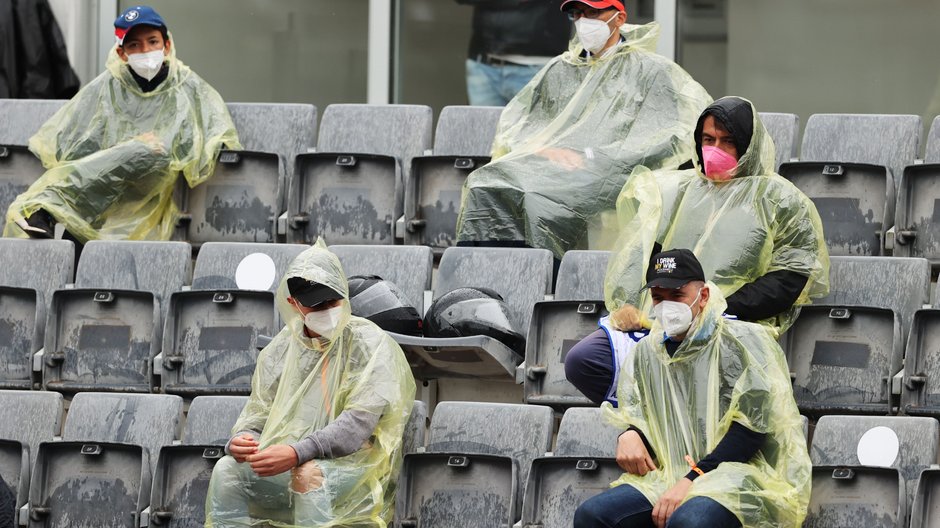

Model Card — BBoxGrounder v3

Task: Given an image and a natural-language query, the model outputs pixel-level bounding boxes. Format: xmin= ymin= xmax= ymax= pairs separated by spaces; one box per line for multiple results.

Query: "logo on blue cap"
xmin=124 ymin=10 xmax=139 ymax=22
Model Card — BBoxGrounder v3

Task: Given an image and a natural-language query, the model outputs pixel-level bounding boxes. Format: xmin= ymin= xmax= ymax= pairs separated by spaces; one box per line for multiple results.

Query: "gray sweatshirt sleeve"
xmin=289 ymin=409 xmax=381 ymax=465
xmin=224 ymin=429 xmax=261 ymax=456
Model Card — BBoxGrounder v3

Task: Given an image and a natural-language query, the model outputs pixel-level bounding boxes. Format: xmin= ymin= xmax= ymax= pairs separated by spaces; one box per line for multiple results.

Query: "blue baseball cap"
xmin=114 ymin=6 xmax=166 ymax=45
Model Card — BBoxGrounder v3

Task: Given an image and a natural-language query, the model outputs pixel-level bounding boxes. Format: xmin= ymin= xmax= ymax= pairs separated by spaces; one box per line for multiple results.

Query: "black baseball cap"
xmin=287 ymin=277 xmax=344 ymax=307
xmin=642 ymin=249 xmax=706 ymax=290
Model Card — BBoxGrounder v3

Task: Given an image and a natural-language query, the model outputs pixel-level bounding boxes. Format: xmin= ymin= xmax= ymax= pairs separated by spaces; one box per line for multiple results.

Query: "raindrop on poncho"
xmin=204 ymin=241 xmax=416 ymax=527
xmin=3 ymin=37 xmax=240 ymax=243
xmin=604 ymin=97 xmax=829 ymax=334
xmin=603 ymin=284 xmax=812 ymax=527
xmin=455 ymin=22 xmax=712 ymax=258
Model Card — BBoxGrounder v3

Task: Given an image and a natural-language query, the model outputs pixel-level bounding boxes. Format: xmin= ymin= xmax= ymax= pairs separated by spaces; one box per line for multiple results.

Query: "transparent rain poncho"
xmin=602 ymin=285 xmax=812 ymax=527
xmin=205 ymin=241 xmax=416 ymax=527
xmin=604 ymin=97 xmax=829 ymax=333
xmin=455 ymin=22 xmax=712 ymax=258
xmin=3 ymin=37 xmax=240 ymax=243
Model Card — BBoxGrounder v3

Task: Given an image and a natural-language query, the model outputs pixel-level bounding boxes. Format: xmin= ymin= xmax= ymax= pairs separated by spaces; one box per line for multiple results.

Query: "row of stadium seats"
xmin=2 ymin=237 xmax=940 ymax=419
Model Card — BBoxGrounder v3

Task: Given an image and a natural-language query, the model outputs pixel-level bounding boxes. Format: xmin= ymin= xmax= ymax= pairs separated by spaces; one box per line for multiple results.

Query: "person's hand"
xmin=247 ymin=444 xmax=299 ymax=477
xmin=228 ymin=434 xmax=259 ymax=463
xmin=610 ymin=304 xmax=652 ymax=332
xmin=537 ymin=147 xmax=585 ymax=170
xmin=652 ymin=478 xmax=693 ymax=527
xmin=135 ymin=132 xmax=166 ymax=154
xmin=616 ymin=430 xmax=657 ymax=475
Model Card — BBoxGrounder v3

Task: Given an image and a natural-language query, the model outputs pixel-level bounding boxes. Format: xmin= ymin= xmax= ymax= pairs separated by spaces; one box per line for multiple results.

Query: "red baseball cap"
xmin=560 ymin=0 xmax=626 ymax=12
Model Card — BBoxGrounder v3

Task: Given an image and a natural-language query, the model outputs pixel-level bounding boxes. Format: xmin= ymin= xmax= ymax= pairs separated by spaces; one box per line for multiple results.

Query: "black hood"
xmin=693 ymin=96 xmax=754 ymax=172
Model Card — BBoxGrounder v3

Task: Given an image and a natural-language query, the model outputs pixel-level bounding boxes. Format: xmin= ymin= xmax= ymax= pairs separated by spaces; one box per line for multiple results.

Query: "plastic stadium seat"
xmin=330 ymin=245 xmax=433 ymax=312
xmin=396 ymin=402 xmax=553 ymax=527
xmin=521 ymin=407 xmax=624 ymax=528
xmin=42 ymin=241 xmax=192 ymax=394
xmin=523 ymin=251 xmax=611 ymax=407
xmin=403 ymin=401 xmax=428 ymax=455
xmin=901 ymin=308 xmax=940 ymax=417
xmin=225 ymin=103 xmax=318 ymax=167
xmin=892 ymin=118 xmax=940 ymax=265
xmin=758 ymin=112 xmax=800 ymax=170
xmin=28 ymin=393 xmax=183 ymax=527
xmin=0 ymin=240 xmax=74 ymax=389
xmin=0 ymin=391 xmax=62 ymax=524
xmin=0 ymin=145 xmax=45 ymax=225
xmin=288 ymin=104 xmax=433 ymax=245
xmin=910 ymin=466 xmax=940 ymax=528
xmin=403 ymin=105 xmax=503 ymax=250
xmin=924 ymin=116 xmax=940 ymax=165
xmin=159 ymin=243 xmax=308 ymax=396
xmin=807 ymin=415 xmax=939 ymax=528
xmin=779 ymin=114 xmax=921 ymax=256
xmin=146 ymin=395 xmax=246 ymax=528
xmin=390 ymin=247 xmax=554 ymax=380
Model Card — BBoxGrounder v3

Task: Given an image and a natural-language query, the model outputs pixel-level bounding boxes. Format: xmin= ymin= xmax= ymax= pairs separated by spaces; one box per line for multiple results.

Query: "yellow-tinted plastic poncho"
xmin=204 ymin=241 xmax=416 ymax=528
xmin=604 ymin=97 xmax=829 ymax=334
xmin=455 ymin=22 xmax=712 ymax=258
xmin=3 ymin=36 xmax=240 ymax=243
xmin=603 ymin=285 xmax=811 ymax=526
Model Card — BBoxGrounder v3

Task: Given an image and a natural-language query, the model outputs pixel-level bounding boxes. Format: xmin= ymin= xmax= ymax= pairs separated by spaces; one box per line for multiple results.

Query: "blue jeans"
xmin=465 ymin=58 xmax=543 ymax=106
xmin=574 ymin=484 xmax=741 ymax=528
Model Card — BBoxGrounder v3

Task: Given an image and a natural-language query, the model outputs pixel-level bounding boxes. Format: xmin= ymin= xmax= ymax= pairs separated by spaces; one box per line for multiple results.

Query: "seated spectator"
xmin=455 ymin=0 xmax=711 ymax=259
xmin=4 ymin=5 xmax=239 ymax=246
xmin=204 ymin=241 xmax=416 ymax=527
xmin=574 ymin=250 xmax=811 ymax=528
xmin=565 ymin=96 xmax=829 ymax=405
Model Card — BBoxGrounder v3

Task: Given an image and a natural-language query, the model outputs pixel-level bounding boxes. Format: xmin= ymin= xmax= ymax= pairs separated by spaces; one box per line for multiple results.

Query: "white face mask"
xmin=653 ymin=288 xmax=702 ymax=337
xmin=127 ymin=48 xmax=166 ymax=81
xmin=303 ymin=304 xmax=344 ymax=340
xmin=575 ymin=12 xmax=619 ymax=55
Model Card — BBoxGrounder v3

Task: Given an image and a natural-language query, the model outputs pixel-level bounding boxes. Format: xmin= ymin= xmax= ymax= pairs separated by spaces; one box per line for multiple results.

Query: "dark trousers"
xmin=574 ymin=484 xmax=741 ymax=528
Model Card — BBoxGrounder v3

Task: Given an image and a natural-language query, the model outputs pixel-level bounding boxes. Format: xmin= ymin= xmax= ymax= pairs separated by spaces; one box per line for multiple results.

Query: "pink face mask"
xmin=702 ymin=146 xmax=738 ymax=181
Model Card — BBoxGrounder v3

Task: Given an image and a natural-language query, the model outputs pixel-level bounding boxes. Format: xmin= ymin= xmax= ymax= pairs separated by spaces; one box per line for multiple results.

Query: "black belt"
xmin=475 ymin=54 xmax=524 ymax=67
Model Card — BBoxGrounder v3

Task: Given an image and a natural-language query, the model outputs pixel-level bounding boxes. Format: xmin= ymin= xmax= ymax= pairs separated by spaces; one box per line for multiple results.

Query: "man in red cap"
xmin=563 ymin=0 xmax=627 ymax=57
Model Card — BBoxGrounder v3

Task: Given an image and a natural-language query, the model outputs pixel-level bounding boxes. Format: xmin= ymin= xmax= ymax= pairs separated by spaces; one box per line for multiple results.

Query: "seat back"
xmin=433 ymin=106 xmax=503 ymax=157
xmin=183 ymin=396 xmax=248 ymax=445
xmin=75 ymin=241 xmax=192 ymax=307
xmin=191 ymin=242 xmax=308 ymax=292
xmin=758 ymin=112 xmax=800 ymax=170
xmin=911 ymin=467 xmax=940 ymax=528
xmin=403 ymin=400 xmax=428 ymax=454
xmin=0 ymin=390 xmax=63 ymax=470
xmin=0 ymin=145 xmax=46 ymax=222
xmin=901 ymin=309 xmax=940 ymax=417
xmin=330 ymin=245 xmax=433 ymax=311
xmin=226 ymin=102 xmax=317 ymax=164
xmin=924 ymin=116 xmax=940 ymax=164
xmin=0 ymin=99 xmax=68 ymax=146
xmin=554 ymin=407 xmax=621 ymax=457
xmin=894 ymin=164 xmax=940 ymax=263
xmin=555 ymin=250 xmax=610 ymax=301
xmin=316 ymin=104 xmax=433 ymax=169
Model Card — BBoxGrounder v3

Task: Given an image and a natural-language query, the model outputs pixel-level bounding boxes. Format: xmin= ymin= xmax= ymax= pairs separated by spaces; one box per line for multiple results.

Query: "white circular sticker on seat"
xmin=856 ymin=426 xmax=899 ymax=467
xmin=235 ymin=253 xmax=277 ymax=291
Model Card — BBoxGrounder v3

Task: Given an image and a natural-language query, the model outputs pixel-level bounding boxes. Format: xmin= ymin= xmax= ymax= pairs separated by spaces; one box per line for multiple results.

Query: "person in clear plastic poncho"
xmin=454 ymin=0 xmax=712 ymax=259
xmin=564 ymin=97 xmax=830 ymax=406
xmin=204 ymin=241 xmax=416 ymax=527
xmin=4 ymin=5 xmax=239 ymax=244
xmin=574 ymin=249 xmax=811 ymax=528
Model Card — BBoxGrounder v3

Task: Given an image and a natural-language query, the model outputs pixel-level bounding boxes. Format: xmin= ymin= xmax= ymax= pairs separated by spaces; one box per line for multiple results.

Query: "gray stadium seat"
xmin=403 ymin=105 xmax=503 ymax=249
xmin=329 ymin=245 xmax=433 ymax=312
xmin=225 ymin=103 xmax=317 ymax=165
xmin=521 ymin=407 xmax=624 ymax=528
xmin=807 ymin=415 xmax=939 ymax=528
xmin=390 ymin=247 xmax=554 ymax=380
xmin=911 ymin=467 xmax=940 ymax=528
xmin=28 ymin=393 xmax=183 ymax=527
xmin=0 ymin=391 xmax=62 ymax=522
xmin=758 ymin=112 xmax=800 ymax=170
xmin=288 ymin=104 xmax=433 ymax=245
xmin=396 ymin=402 xmax=553 ymax=527
xmin=925 ymin=116 xmax=940 ymax=164
xmin=0 ymin=240 xmax=74 ymax=389
xmin=901 ymin=309 xmax=940 ymax=417
xmin=892 ymin=118 xmax=940 ymax=265
xmin=159 ymin=243 xmax=308 ymax=396
xmin=524 ymin=251 xmax=611 ymax=407
xmin=779 ymin=114 xmax=922 ymax=256
xmin=42 ymin=241 xmax=192 ymax=394
xmin=0 ymin=146 xmax=45 ymax=227
xmin=403 ymin=401 xmax=428 ymax=455
xmin=147 ymin=395 xmax=247 ymax=528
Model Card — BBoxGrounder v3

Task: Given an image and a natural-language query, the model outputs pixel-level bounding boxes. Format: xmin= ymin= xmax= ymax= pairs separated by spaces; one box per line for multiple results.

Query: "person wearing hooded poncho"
xmin=204 ymin=241 xmax=416 ymax=527
xmin=3 ymin=5 xmax=240 ymax=245
xmin=564 ymin=96 xmax=830 ymax=406
xmin=454 ymin=0 xmax=712 ymax=259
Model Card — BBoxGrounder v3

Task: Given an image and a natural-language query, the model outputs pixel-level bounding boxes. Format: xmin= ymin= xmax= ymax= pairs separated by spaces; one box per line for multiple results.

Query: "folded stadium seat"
xmin=395 ymin=402 xmax=553 ymax=528
xmin=0 ymin=390 xmax=63 ymax=526
xmin=520 ymin=407 xmax=623 ymax=527
xmin=524 ymin=250 xmax=611 ymax=408
xmin=390 ymin=247 xmax=554 ymax=381
xmin=757 ymin=112 xmax=800 ymax=171
xmin=158 ymin=242 xmax=308 ymax=396
xmin=41 ymin=241 xmax=192 ymax=394
xmin=402 ymin=401 xmax=428 ymax=456
xmin=28 ymin=392 xmax=183 ymax=527
xmin=287 ymin=104 xmax=433 ymax=245
xmin=145 ymin=395 xmax=246 ymax=528
xmin=329 ymin=245 xmax=433 ymax=313
xmin=778 ymin=114 xmax=922 ymax=256
xmin=175 ymin=104 xmax=318 ymax=246
xmin=783 ymin=256 xmax=930 ymax=416
xmin=892 ymin=116 xmax=940 ymax=266
xmin=402 ymin=105 xmax=503 ymax=251
xmin=910 ymin=466 xmax=940 ymax=528
xmin=0 ymin=99 xmax=67 ymax=221
xmin=901 ymin=294 xmax=940 ymax=417
xmin=806 ymin=415 xmax=939 ymax=528
xmin=0 ymin=240 xmax=74 ymax=390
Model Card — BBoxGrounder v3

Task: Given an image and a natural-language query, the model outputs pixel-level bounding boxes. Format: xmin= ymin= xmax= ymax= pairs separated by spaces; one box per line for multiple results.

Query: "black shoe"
xmin=19 ymin=209 xmax=55 ymax=239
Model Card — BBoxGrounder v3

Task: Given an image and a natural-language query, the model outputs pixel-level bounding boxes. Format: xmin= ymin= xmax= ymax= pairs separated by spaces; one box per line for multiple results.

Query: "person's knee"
xmin=666 ymin=498 xmax=739 ymax=528
xmin=573 ymin=497 xmax=605 ymax=528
